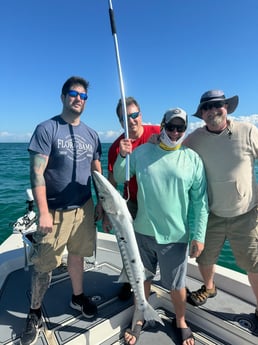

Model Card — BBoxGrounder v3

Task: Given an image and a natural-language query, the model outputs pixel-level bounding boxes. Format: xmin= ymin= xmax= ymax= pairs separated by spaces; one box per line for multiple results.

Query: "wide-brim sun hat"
xmin=193 ymin=90 xmax=239 ymax=119
xmin=161 ymin=107 xmax=188 ymax=128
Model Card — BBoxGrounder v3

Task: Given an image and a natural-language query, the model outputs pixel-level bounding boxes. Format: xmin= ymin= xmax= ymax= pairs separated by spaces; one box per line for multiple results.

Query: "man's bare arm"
xmin=30 ymin=152 xmax=48 ymax=188
xmin=30 ymin=152 xmax=52 ymax=232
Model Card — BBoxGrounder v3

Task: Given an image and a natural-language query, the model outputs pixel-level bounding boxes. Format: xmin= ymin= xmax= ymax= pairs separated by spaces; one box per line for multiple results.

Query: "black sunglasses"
xmin=201 ymin=101 xmax=226 ymax=111
xmin=165 ymin=123 xmax=186 ymax=133
xmin=68 ymin=90 xmax=88 ymax=101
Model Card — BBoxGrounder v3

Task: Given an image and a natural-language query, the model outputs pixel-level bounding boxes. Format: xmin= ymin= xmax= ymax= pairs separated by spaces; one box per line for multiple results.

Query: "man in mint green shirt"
xmin=114 ymin=108 xmax=208 ymax=345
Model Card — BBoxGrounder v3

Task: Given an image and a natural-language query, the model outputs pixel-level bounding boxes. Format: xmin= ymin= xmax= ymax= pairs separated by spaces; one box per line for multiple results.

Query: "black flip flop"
xmin=172 ymin=318 xmax=195 ymax=344
xmin=124 ymin=324 xmax=143 ymax=345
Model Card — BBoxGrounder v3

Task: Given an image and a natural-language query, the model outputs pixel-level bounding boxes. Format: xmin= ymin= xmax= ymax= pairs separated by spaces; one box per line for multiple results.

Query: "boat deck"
xmin=0 ymin=232 xmax=258 ymax=345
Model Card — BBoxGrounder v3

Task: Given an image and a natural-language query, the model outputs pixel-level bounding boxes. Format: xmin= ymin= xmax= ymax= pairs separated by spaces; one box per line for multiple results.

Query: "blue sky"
xmin=1 ymin=0 xmax=258 ymax=143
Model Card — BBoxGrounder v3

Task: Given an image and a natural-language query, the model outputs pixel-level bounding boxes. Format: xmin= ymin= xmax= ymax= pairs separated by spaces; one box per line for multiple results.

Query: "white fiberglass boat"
xmin=0 ymin=190 xmax=257 ymax=345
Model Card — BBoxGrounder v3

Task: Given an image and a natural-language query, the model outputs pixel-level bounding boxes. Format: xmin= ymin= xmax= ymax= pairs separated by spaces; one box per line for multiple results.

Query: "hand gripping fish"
xmin=92 ymin=171 xmax=163 ymax=326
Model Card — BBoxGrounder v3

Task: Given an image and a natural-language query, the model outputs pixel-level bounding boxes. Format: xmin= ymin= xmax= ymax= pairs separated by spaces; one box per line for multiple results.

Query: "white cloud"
xmin=187 ymin=114 xmax=258 ymax=133
xmin=0 ymin=131 xmax=33 ymax=143
xmin=1 ymin=114 xmax=257 ymax=143
xmin=98 ymin=129 xmax=123 ymax=143
xmin=231 ymin=114 xmax=258 ymax=125
xmin=0 ymin=131 xmax=10 ymax=137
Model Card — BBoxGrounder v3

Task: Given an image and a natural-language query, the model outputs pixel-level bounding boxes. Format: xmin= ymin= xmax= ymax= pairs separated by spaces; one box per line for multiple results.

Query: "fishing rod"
xmin=108 ymin=0 xmax=130 ymax=183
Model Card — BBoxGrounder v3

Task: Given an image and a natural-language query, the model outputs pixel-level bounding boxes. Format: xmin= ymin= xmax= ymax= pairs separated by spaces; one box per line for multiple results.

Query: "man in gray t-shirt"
xmin=20 ymin=76 xmax=102 ymax=345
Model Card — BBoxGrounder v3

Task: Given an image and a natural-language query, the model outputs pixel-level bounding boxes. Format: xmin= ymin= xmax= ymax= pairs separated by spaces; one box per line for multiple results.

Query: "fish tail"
xmin=144 ymin=303 xmax=164 ymax=326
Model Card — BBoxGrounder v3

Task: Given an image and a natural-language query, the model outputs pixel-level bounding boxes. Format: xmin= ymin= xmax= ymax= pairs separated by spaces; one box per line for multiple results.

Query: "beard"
xmin=205 ymin=112 xmax=225 ymax=128
xmin=66 ymin=102 xmax=84 ymax=116
xmin=70 ymin=107 xmax=82 ymax=115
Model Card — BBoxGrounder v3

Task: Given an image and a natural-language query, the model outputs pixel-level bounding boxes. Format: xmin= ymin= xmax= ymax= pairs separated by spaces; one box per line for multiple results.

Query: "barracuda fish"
xmin=92 ymin=171 xmax=163 ymax=326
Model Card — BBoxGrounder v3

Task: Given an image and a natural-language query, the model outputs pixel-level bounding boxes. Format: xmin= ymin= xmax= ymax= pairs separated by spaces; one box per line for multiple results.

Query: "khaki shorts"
xmin=197 ymin=207 xmax=258 ymax=272
xmin=30 ymin=198 xmax=96 ymax=272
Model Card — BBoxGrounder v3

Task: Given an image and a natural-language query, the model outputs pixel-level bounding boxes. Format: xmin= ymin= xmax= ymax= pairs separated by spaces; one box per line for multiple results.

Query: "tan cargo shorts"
xmin=30 ymin=198 xmax=96 ymax=272
xmin=197 ymin=206 xmax=258 ymax=273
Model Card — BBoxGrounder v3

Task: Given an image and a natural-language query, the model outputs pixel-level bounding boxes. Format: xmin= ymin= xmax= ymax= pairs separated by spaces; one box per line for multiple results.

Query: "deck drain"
xmin=234 ymin=315 xmax=257 ymax=332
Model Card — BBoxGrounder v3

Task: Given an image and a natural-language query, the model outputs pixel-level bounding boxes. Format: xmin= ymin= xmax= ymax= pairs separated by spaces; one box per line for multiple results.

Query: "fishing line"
xmin=108 ymin=0 xmax=130 ymax=186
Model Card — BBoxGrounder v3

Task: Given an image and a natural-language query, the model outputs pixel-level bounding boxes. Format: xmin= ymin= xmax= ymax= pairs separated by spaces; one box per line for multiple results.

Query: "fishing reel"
xmin=12 ymin=189 xmax=37 ymax=234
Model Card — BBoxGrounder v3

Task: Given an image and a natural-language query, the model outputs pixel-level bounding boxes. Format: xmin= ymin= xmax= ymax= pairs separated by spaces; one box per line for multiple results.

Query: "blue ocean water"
xmin=1 ymin=142 xmax=256 ymax=274
xmin=0 ymin=142 xmax=111 ymax=244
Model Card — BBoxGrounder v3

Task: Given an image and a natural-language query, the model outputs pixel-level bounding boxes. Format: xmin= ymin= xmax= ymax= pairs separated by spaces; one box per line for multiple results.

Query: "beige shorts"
xmin=197 ymin=207 xmax=258 ymax=273
xmin=30 ymin=198 xmax=96 ymax=272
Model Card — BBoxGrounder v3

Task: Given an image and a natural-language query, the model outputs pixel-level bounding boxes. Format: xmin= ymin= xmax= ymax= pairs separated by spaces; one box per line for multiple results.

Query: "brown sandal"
xmin=188 ymin=284 xmax=217 ymax=306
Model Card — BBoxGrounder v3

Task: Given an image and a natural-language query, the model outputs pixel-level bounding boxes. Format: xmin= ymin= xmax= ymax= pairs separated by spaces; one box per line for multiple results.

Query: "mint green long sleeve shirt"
xmin=113 ymin=143 xmax=209 ymax=244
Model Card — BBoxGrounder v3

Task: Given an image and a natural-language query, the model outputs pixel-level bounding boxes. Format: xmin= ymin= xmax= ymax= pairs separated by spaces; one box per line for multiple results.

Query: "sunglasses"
xmin=201 ymin=101 xmax=225 ymax=111
xmin=120 ymin=111 xmax=141 ymax=121
xmin=68 ymin=90 xmax=88 ymax=101
xmin=165 ymin=123 xmax=186 ymax=133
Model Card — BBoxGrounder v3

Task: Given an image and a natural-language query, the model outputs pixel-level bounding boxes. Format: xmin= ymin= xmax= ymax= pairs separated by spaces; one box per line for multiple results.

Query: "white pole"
xmin=108 ymin=0 xmax=130 ymax=182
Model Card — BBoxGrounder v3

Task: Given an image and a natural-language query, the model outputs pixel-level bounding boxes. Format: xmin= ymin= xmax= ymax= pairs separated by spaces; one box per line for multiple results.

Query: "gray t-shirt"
xmin=28 ymin=115 xmax=102 ymax=209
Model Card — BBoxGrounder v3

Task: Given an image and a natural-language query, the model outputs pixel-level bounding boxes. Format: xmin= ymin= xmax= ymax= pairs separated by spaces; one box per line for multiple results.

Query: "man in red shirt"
xmin=103 ymin=96 xmax=160 ymax=300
